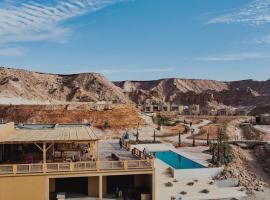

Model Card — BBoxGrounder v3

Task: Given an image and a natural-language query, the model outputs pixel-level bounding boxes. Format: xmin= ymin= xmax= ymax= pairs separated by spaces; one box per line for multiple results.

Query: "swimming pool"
xmin=153 ymin=151 xmax=206 ymax=169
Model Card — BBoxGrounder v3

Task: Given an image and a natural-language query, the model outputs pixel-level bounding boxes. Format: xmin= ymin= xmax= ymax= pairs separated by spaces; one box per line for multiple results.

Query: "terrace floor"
xmin=99 ymin=139 xmax=137 ymax=161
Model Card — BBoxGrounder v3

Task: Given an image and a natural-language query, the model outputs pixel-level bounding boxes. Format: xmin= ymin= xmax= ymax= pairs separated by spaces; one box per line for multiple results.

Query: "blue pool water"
xmin=153 ymin=151 xmax=206 ymax=169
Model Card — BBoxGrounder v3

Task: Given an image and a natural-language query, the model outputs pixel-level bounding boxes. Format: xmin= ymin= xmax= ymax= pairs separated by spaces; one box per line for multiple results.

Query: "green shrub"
xmin=103 ymin=121 xmax=110 ymax=129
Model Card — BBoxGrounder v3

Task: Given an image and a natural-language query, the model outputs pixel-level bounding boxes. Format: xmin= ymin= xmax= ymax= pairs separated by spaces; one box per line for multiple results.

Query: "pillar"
xmin=43 ymin=143 xmax=46 ymax=163
xmin=96 ymin=141 xmax=100 ymax=161
xmin=99 ymin=175 xmax=103 ymax=200
xmin=152 ymin=172 xmax=155 ymax=200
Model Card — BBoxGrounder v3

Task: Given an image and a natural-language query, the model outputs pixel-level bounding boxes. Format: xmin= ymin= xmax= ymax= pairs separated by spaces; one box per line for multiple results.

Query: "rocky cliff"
xmin=115 ymin=78 xmax=270 ymax=108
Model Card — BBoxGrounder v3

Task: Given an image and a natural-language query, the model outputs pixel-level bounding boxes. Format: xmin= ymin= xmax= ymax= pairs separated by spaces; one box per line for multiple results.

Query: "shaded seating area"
xmin=0 ymin=123 xmax=100 ymax=167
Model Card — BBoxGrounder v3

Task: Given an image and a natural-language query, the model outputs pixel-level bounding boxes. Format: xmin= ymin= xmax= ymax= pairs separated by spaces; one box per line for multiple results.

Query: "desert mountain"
xmin=115 ymin=78 xmax=270 ymax=108
xmin=0 ymin=67 xmax=130 ymax=104
xmin=1 ymin=67 xmax=269 ymax=113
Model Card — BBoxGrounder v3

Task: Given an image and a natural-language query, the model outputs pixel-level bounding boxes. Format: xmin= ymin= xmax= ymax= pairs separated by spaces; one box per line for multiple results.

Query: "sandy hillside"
xmin=0 ymin=67 xmax=130 ymax=104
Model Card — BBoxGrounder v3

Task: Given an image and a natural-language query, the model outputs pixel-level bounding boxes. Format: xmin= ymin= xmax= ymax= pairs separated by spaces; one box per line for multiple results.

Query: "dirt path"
xmin=226 ymin=120 xmax=270 ymax=199
xmin=163 ymin=119 xmax=211 ymax=144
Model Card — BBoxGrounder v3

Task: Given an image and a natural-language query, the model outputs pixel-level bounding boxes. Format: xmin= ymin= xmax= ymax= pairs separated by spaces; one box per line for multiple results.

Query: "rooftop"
xmin=0 ymin=123 xmax=99 ymax=144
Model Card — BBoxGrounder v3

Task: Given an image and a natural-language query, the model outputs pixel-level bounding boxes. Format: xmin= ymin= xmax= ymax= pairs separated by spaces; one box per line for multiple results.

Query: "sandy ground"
xmin=126 ymin=114 xmax=211 ymax=145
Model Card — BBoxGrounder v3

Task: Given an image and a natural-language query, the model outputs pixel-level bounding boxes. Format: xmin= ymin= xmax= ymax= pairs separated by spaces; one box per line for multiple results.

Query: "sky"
xmin=0 ymin=0 xmax=270 ymax=81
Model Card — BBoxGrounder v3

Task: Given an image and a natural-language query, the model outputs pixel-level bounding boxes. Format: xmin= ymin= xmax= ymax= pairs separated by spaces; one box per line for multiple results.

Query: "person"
xmin=115 ymin=187 xmax=119 ymax=198
xmin=118 ymin=189 xmax=123 ymax=198
xmin=119 ymin=138 xmax=122 ymax=149
xmin=143 ymin=147 xmax=146 ymax=154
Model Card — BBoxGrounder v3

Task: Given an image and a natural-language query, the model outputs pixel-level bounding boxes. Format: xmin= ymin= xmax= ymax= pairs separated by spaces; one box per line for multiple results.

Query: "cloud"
xmin=252 ymin=34 xmax=270 ymax=44
xmin=208 ymin=0 xmax=270 ymax=26
xmin=193 ymin=52 xmax=270 ymax=61
xmin=0 ymin=47 xmax=26 ymax=56
xmin=0 ymin=0 xmax=124 ymax=55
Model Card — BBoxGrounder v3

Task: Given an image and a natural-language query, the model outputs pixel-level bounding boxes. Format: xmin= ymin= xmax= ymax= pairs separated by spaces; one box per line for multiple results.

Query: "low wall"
xmin=130 ymin=143 xmax=173 ymax=152
xmin=171 ymin=167 xmax=224 ymax=180
xmin=215 ymin=178 xmax=239 ymax=188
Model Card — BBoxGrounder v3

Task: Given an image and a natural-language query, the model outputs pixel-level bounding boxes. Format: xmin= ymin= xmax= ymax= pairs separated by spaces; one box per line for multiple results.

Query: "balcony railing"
xmin=0 ymin=159 xmax=153 ymax=176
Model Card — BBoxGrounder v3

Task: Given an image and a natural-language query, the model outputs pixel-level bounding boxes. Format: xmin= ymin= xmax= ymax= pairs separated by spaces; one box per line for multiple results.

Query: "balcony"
xmin=0 ymin=159 xmax=153 ymax=176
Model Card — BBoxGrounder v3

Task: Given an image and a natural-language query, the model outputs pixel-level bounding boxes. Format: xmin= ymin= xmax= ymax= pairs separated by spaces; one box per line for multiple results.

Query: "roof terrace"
xmin=0 ymin=123 xmax=153 ymax=176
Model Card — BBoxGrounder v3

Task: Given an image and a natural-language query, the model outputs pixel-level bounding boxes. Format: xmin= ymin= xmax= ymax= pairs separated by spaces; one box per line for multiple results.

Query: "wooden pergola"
xmin=0 ymin=125 xmax=100 ymax=163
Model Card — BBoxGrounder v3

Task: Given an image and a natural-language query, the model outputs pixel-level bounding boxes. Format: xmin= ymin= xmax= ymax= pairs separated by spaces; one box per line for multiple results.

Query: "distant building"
xmin=235 ymin=108 xmax=248 ymax=116
xmin=256 ymin=114 xmax=270 ymax=125
xmin=189 ymin=104 xmax=200 ymax=115
xmin=217 ymin=107 xmax=234 ymax=116
xmin=183 ymin=106 xmax=190 ymax=115
xmin=161 ymin=102 xmax=170 ymax=112
xmin=170 ymin=103 xmax=180 ymax=112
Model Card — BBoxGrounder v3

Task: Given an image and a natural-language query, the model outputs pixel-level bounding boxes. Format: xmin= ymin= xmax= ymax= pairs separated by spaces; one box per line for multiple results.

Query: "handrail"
xmin=0 ymin=159 xmax=153 ymax=176
xmin=132 ymin=147 xmax=153 ymax=160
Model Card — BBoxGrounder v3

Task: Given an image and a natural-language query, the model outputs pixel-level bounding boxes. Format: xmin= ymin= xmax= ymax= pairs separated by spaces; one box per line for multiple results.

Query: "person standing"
xmin=119 ymin=138 xmax=123 ymax=149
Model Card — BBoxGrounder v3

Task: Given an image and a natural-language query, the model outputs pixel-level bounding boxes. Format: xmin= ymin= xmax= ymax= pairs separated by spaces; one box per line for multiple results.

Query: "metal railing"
xmin=0 ymin=159 xmax=153 ymax=176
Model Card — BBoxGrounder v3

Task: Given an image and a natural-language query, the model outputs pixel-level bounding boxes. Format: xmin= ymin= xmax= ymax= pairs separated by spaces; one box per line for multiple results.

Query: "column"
xmin=43 ymin=143 xmax=46 ymax=163
xmin=99 ymin=175 xmax=103 ymax=200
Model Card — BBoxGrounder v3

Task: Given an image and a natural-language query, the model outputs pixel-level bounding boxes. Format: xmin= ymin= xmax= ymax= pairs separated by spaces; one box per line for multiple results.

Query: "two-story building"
xmin=0 ymin=123 xmax=154 ymax=200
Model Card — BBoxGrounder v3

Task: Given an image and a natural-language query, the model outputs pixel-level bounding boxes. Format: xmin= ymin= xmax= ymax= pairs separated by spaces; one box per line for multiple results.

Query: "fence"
xmin=0 ymin=159 xmax=153 ymax=176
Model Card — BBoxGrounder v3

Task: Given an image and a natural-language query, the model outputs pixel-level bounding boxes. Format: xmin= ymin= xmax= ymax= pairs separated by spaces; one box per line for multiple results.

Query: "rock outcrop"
xmin=115 ymin=79 xmax=270 ymax=108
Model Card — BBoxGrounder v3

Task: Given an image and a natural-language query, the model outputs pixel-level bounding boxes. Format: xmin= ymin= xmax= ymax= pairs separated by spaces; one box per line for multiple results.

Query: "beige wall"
xmin=88 ymin=176 xmax=99 ymax=197
xmin=0 ymin=175 xmax=48 ymax=200
xmin=0 ymin=122 xmax=15 ymax=139
xmin=0 ymin=170 xmax=154 ymax=200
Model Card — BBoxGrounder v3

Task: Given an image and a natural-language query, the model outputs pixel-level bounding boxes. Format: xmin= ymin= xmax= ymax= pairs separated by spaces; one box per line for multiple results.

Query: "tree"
xmin=136 ymin=122 xmax=140 ymax=143
xmin=103 ymin=121 xmax=110 ymax=129
xmin=210 ymin=127 xmax=233 ymax=166
xmin=191 ymin=128 xmax=196 ymax=147
xmin=178 ymin=131 xmax=181 ymax=147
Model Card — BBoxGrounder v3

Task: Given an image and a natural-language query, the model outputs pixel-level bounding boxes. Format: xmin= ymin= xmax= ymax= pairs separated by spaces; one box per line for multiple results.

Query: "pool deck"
xmin=132 ymin=143 xmax=247 ymax=200
xmin=155 ymin=159 xmax=246 ymax=200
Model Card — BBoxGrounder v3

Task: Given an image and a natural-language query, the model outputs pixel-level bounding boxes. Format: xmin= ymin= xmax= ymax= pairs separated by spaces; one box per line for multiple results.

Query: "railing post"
xmin=124 ymin=160 xmax=128 ymax=170
xmin=151 ymin=159 xmax=154 ymax=169
xmin=70 ymin=162 xmax=74 ymax=171
xmin=13 ymin=165 xmax=17 ymax=174
xmin=43 ymin=163 xmax=47 ymax=173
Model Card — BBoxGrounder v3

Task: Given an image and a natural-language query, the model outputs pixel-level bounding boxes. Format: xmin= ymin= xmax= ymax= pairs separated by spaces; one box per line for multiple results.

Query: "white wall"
xmin=171 ymin=167 xmax=224 ymax=180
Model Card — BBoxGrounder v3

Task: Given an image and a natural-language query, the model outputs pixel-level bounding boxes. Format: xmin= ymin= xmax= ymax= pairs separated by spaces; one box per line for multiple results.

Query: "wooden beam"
xmin=96 ymin=141 xmax=100 ymax=161
xmin=46 ymin=143 xmax=54 ymax=152
xmin=43 ymin=143 xmax=46 ymax=163
xmin=34 ymin=143 xmax=43 ymax=152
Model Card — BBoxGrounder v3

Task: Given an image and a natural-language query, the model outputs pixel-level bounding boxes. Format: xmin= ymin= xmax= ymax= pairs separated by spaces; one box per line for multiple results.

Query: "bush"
xmin=152 ymin=114 xmax=174 ymax=126
xmin=103 ymin=121 xmax=110 ymax=129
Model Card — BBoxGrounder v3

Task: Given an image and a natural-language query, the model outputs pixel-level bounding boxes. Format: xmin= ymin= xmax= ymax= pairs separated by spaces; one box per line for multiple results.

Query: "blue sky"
xmin=0 ymin=0 xmax=270 ymax=81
